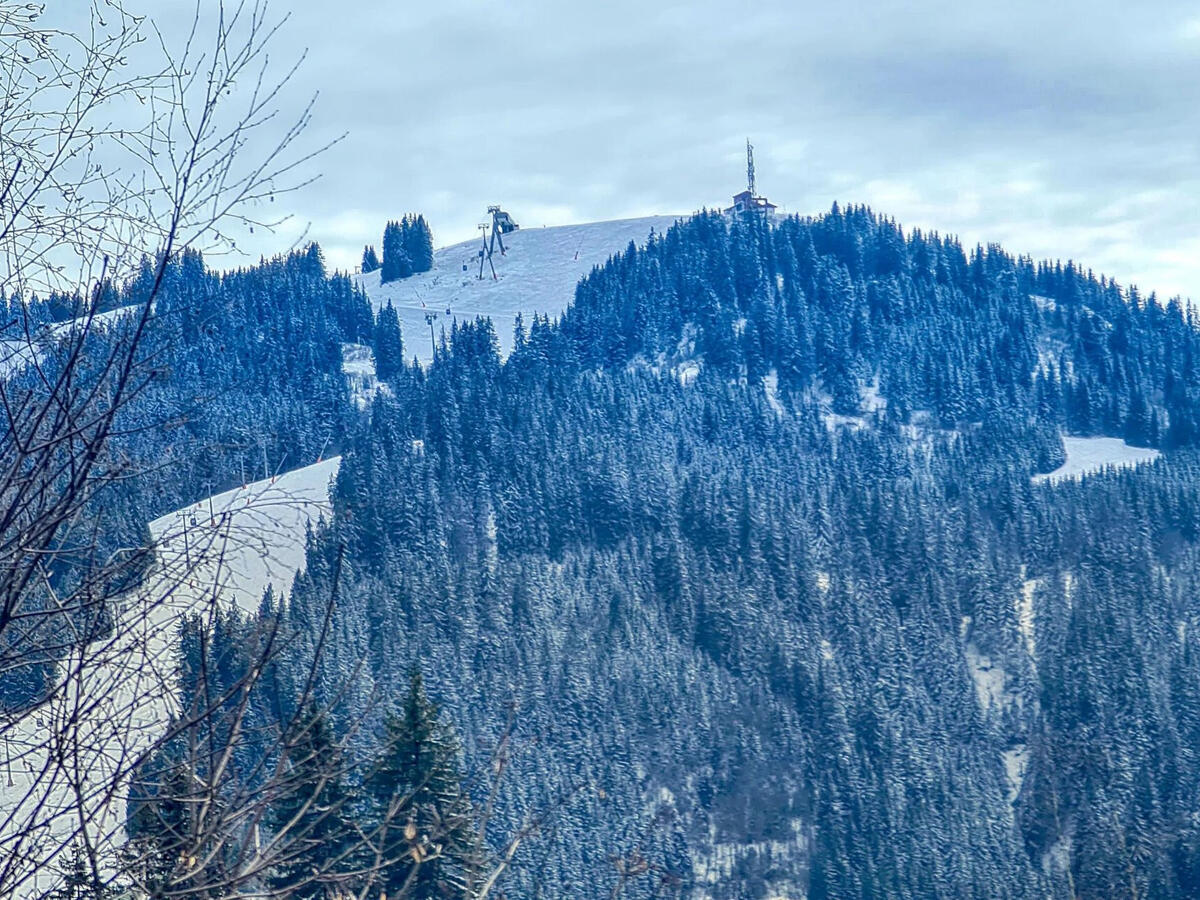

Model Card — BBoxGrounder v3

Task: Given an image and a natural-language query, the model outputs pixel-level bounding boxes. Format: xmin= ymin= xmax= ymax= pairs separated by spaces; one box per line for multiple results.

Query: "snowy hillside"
xmin=356 ymin=215 xmax=683 ymax=363
xmin=0 ymin=304 xmax=147 ymax=378
xmin=0 ymin=458 xmax=339 ymax=898
xmin=1033 ymin=436 xmax=1160 ymax=484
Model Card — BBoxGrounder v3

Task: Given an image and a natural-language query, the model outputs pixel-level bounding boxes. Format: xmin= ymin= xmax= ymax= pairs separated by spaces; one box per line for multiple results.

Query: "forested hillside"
xmin=261 ymin=206 xmax=1200 ymax=898
xmin=0 ymin=245 xmax=372 ymax=710
xmin=13 ymin=204 xmax=1200 ymax=898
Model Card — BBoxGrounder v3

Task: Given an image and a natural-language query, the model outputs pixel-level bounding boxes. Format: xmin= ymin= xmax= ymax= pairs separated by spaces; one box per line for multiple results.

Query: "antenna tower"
xmin=746 ymin=138 xmax=756 ymax=197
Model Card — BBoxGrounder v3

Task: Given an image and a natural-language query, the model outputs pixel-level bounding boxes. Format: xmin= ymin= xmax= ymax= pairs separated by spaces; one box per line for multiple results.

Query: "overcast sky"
xmin=152 ymin=0 xmax=1200 ymax=300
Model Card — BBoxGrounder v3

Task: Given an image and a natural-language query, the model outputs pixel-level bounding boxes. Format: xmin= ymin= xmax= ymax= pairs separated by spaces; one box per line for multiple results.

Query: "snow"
xmin=356 ymin=215 xmax=683 ymax=364
xmin=0 ymin=458 xmax=339 ymax=897
xmin=965 ymin=642 xmax=1008 ymax=713
xmin=0 ymin=340 xmax=37 ymax=378
xmin=341 ymin=342 xmax=381 ymax=408
xmin=1003 ymin=745 xmax=1030 ymax=805
xmin=1018 ymin=577 xmax=1038 ymax=659
xmin=962 ymin=614 xmax=1032 ymax=805
xmin=693 ymin=818 xmax=808 ymax=897
xmin=1033 ymin=436 xmax=1160 ymax=484
xmin=1043 ymin=833 xmax=1073 ymax=879
xmin=823 ymin=410 xmax=869 ymax=432
xmin=46 ymin=304 xmax=144 ymax=337
xmin=763 ymin=371 xmax=784 ymax=417
xmin=1 ymin=305 xmax=147 ymax=378
xmin=677 ymin=360 xmax=701 ymax=386
xmin=812 ymin=379 xmax=887 ymax=432
xmin=859 ymin=378 xmax=886 ymax=414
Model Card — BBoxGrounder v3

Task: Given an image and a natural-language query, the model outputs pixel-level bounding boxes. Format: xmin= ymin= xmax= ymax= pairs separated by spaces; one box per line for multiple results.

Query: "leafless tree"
xmin=0 ymin=1 xmax=343 ymax=896
xmin=0 ymin=4 xmax=579 ymax=897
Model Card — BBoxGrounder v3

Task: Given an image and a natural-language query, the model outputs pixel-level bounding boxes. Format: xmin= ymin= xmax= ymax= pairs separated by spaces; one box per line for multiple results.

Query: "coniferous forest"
xmin=14 ymin=204 xmax=1200 ymax=898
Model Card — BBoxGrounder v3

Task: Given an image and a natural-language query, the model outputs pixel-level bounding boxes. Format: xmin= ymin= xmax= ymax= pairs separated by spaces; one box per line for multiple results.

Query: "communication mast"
xmin=746 ymin=139 xmax=756 ymax=197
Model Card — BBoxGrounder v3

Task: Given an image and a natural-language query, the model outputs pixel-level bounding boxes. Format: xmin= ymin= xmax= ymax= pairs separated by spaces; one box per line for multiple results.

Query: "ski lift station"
xmin=490 ymin=206 xmax=519 ymax=234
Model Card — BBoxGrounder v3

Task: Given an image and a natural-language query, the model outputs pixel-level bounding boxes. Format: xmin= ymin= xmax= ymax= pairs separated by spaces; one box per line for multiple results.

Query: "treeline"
xmin=564 ymin=206 xmax=1199 ymax=450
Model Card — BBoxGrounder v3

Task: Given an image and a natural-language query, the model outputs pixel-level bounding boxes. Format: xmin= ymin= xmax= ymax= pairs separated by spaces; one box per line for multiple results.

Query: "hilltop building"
xmin=724 ymin=140 xmax=777 ymax=220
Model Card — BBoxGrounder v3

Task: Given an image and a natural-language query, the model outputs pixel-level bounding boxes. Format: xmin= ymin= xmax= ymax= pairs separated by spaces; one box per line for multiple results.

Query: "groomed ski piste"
xmin=0 ymin=457 xmax=340 ymax=899
xmin=356 ymin=216 xmax=683 ymax=364
xmin=1033 ymin=436 xmax=1160 ymax=484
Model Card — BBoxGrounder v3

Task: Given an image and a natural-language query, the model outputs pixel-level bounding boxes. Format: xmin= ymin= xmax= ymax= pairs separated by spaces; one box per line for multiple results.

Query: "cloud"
xmin=76 ymin=1 xmax=1200 ymax=300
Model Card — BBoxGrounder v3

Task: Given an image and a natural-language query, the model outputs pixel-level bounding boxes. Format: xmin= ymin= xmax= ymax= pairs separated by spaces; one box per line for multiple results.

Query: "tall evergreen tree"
xmin=381 ymin=220 xmax=413 ymax=283
xmin=367 ymin=670 xmax=482 ymax=900
xmin=268 ymin=706 xmax=359 ymax=900
xmin=406 ymin=215 xmax=434 ymax=273
xmin=48 ymin=844 xmax=109 ymax=900
xmin=124 ymin=750 xmax=205 ymax=900
xmin=374 ymin=301 xmax=405 ymax=382
xmin=361 ymin=244 xmax=380 ymax=274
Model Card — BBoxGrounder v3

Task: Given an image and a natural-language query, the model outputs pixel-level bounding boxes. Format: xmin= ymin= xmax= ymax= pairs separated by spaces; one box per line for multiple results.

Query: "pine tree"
xmin=374 ymin=301 xmax=405 ymax=382
xmin=124 ymin=750 xmax=202 ymax=900
xmin=367 ymin=670 xmax=482 ymax=900
xmin=362 ymin=245 xmax=380 ymax=274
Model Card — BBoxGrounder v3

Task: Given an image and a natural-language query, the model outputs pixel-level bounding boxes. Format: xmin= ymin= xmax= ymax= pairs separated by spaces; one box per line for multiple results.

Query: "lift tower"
xmin=487 ymin=205 xmax=511 ymax=258
xmin=477 ymin=222 xmax=497 ymax=281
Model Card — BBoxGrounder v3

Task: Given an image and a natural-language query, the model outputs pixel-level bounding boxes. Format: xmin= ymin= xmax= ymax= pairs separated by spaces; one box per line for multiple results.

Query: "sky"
xmin=106 ymin=1 xmax=1200 ymax=299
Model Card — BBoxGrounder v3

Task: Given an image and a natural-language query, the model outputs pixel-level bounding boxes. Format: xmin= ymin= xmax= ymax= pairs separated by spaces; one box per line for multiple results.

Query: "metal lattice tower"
xmin=487 ymin=205 xmax=508 ymax=258
xmin=477 ymin=222 xmax=497 ymax=280
xmin=746 ymin=138 xmax=756 ymax=197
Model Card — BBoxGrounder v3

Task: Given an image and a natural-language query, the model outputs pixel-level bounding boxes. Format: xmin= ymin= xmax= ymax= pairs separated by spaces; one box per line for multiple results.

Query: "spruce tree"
xmin=406 ymin=215 xmax=434 ymax=273
xmin=268 ymin=705 xmax=359 ymax=900
xmin=361 ymin=245 xmax=380 ymax=274
xmin=367 ymin=670 xmax=482 ymax=900
xmin=381 ymin=220 xmax=413 ymax=284
xmin=124 ymin=750 xmax=202 ymax=900
xmin=374 ymin=301 xmax=405 ymax=382
xmin=49 ymin=844 xmax=108 ymax=900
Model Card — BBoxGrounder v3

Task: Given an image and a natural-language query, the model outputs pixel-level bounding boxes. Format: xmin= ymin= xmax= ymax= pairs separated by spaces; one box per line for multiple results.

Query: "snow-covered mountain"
xmin=355 ymin=215 xmax=683 ymax=363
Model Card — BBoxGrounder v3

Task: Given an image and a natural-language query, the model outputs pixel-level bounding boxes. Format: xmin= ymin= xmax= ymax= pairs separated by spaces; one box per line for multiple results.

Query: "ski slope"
xmin=356 ymin=216 xmax=683 ymax=364
xmin=1033 ymin=436 xmax=1160 ymax=484
xmin=0 ymin=457 xmax=339 ymax=898
xmin=1 ymin=304 xmax=147 ymax=379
